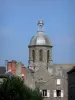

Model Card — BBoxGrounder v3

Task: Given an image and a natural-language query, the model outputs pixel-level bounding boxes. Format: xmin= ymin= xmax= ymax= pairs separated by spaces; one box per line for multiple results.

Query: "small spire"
xmin=37 ymin=20 xmax=44 ymax=31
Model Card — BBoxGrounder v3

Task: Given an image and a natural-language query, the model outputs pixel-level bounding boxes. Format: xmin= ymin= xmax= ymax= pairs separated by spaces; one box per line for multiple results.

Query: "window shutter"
xmin=61 ymin=90 xmax=64 ymax=97
xmin=47 ymin=90 xmax=50 ymax=97
xmin=54 ymin=90 xmax=57 ymax=97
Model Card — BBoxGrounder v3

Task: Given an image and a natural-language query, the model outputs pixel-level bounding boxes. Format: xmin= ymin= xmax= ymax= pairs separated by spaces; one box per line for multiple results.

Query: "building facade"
xmin=25 ymin=20 xmax=75 ymax=100
xmin=67 ymin=66 xmax=75 ymax=100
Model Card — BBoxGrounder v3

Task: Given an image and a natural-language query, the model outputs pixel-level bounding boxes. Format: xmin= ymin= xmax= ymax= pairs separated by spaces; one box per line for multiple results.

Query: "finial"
xmin=37 ymin=20 xmax=44 ymax=31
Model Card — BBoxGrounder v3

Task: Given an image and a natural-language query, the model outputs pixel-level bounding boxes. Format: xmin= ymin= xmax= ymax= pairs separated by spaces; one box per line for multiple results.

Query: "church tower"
xmin=28 ymin=20 xmax=53 ymax=71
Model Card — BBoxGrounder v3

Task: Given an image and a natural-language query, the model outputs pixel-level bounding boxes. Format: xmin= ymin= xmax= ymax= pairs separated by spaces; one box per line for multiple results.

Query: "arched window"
xmin=32 ymin=50 xmax=35 ymax=62
xmin=39 ymin=50 xmax=43 ymax=61
xmin=47 ymin=50 xmax=49 ymax=62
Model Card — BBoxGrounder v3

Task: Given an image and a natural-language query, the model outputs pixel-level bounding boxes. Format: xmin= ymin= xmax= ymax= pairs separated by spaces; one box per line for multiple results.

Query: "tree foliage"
xmin=0 ymin=77 xmax=43 ymax=100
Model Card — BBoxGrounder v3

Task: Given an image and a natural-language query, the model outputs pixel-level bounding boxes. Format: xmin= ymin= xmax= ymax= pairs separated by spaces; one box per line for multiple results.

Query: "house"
xmin=0 ymin=66 xmax=6 ymax=84
xmin=7 ymin=60 xmax=26 ymax=81
xmin=67 ymin=66 xmax=75 ymax=100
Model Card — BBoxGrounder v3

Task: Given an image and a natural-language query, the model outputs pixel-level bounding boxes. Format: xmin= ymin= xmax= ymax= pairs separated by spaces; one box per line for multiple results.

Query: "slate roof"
xmin=0 ymin=67 xmax=6 ymax=75
xmin=25 ymin=67 xmax=34 ymax=78
xmin=53 ymin=64 xmax=75 ymax=68
xmin=67 ymin=66 xmax=75 ymax=74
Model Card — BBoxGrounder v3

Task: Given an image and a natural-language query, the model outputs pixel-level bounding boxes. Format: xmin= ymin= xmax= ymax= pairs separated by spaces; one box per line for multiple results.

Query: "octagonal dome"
xmin=29 ymin=31 xmax=52 ymax=46
xmin=29 ymin=20 xmax=52 ymax=47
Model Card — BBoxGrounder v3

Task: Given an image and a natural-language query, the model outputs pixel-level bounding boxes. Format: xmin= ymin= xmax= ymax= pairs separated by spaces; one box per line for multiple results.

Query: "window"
xmin=57 ymin=90 xmax=61 ymax=97
xmin=47 ymin=50 xmax=49 ymax=62
xmin=39 ymin=50 xmax=43 ymax=61
xmin=42 ymin=90 xmax=47 ymax=96
xmin=53 ymin=90 xmax=64 ymax=98
xmin=57 ymin=79 xmax=61 ymax=85
xmin=41 ymin=90 xmax=50 ymax=97
xmin=32 ymin=50 xmax=35 ymax=62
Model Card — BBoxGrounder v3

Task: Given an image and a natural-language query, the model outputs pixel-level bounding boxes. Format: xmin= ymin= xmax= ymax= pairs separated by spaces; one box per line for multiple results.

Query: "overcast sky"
xmin=0 ymin=0 xmax=75 ymax=66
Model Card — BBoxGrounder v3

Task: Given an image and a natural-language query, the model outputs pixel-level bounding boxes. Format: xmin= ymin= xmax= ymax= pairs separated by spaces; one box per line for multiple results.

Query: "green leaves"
xmin=0 ymin=77 xmax=43 ymax=100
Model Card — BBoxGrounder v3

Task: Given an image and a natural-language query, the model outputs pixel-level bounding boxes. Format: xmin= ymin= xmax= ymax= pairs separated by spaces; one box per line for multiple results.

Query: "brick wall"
xmin=7 ymin=61 xmax=26 ymax=81
xmin=7 ymin=60 xmax=17 ymax=76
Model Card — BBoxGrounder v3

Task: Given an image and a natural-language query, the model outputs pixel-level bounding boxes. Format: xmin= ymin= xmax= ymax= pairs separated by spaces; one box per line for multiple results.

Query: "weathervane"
xmin=37 ymin=20 xmax=44 ymax=31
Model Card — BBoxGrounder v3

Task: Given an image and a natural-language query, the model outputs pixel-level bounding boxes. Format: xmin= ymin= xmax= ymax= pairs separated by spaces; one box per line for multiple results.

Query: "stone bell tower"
xmin=28 ymin=20 xmax=53 ymax=71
